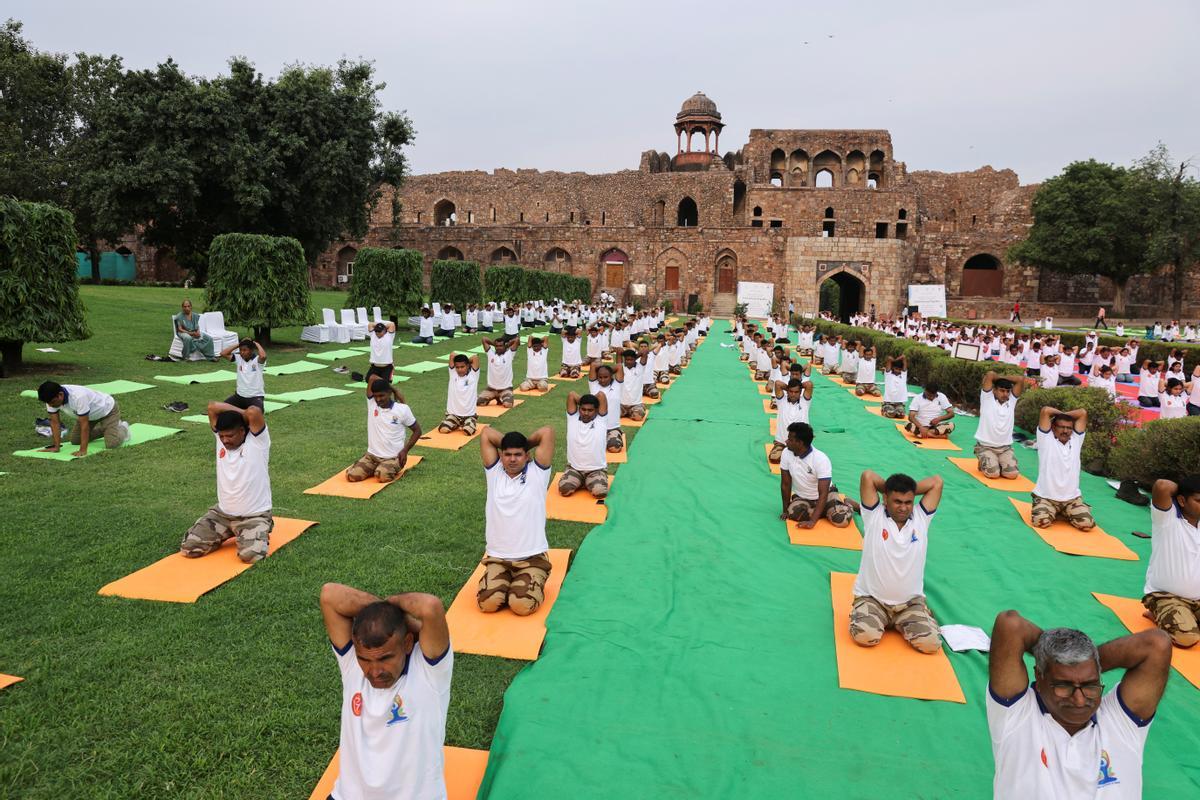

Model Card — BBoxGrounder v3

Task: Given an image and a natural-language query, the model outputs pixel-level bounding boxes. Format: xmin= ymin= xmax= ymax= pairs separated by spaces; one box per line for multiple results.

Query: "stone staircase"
xmin=710 ymin=292 xmax=736 ymax=317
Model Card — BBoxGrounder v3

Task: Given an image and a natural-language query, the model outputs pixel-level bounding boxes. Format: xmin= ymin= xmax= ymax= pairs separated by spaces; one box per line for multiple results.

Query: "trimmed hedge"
xmin=483 ymin=265 xmax=590 ymax=303
xmin=1111 ymin=417 xmax=1200 ymax=485
xmin=0 ymin=198 xmax=91 ymax=375
xmin=347 ymin=248 xmax=423 ymax=321
xmin=1013 ymin=386 xmax=1131 ymax=475
xmin=204 ymin=233 xmax=309 ymax=342
xmin=484 ymin=265 xmax=526 ymax=303
xmin=430 ymin=260 xmax=483 ymax=309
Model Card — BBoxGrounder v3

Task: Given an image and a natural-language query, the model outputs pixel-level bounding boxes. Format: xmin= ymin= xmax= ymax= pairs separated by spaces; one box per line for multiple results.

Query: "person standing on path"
xmin=220 ymin=338 xmax=267 ymax=411
xmin=1095 ymin=306 xmax=1109 ymax=329
xmin=1011 ymin=300 xmax=1023 ymax=324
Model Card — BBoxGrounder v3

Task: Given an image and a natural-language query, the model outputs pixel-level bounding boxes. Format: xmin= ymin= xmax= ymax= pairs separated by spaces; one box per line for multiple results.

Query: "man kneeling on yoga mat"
xmin=346 ymin=380 xmax=421 ymax=484
xmin=319 ymin=582 xmax=451 ymax=800
xmin=179 ymin=402 xmax=272 ymax=563
xmin=986 ymin=610 xmax=1168 ymax=799
xmin=849 ymin=469 xmax=944 ymax=654
xmin=478 ymin=426 xmax=555 ymax=616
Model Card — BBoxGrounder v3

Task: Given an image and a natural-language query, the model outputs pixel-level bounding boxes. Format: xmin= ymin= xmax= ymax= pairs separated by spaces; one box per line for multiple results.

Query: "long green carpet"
xmin=479 ymin=321 xmax=1200 ymax=798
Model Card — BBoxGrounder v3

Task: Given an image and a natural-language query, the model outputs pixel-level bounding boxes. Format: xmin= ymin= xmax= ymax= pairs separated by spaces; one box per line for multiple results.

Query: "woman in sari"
xmin=174 ymin=299 xmax=216 ymax=360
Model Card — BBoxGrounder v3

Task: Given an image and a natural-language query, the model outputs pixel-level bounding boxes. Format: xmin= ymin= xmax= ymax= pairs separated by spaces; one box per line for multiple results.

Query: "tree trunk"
xmin=254 ymin=326 xmax=272 ymax=345
xmin=89 ymin=237 xmax=102 ymax=283
xmin=0 ymin=340 xmax=23 ymax=378
xmin=1172 ymin=258 xmax=1185 ymax=320
xmin=1112 ymin=278 xmax=1128 ymax=318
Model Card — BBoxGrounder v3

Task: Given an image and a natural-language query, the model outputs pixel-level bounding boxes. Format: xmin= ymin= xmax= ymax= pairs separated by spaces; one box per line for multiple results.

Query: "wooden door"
xmin=605 ymin=263 xmax=624 ymax=288
xmin=718 ymin=267 xmax=735 ymax=293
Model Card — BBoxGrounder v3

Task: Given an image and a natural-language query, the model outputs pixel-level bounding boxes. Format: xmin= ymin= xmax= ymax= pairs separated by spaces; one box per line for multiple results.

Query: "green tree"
xmin=348 ymin=248 xmax=424 ymax=322
xmin=85 ymin=57 xmax=413 ymax=283
xmin=0 ymin=198 xmax=91 ymax=376
xmin=203 ymin=233 xmax=309 ymax=343
xmin=1009 ymin=160 xmax=1157 ymax=315
xmin=1135 ymin=144 xmax=1200 ymax=320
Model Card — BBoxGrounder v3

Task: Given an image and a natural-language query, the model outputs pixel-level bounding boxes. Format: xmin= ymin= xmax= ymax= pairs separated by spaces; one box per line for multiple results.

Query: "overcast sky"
xmin=11 ymin=1 xmax=1198 ymax=184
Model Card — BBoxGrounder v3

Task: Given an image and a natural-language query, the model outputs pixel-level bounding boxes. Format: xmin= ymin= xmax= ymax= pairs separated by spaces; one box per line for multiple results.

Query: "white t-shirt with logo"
xmin=215 ymin=426 xmax=271 ymax=517
xmin=856 ymin=358 xmax=877 ymax=384
xmin=1145 ymin=500 xmax=1200 ymax=598
xmin=484 ymin=459 xmax=551 ymax=559
xmin=589 ymin=379 xmax=622 ymax=431
xmin=1032 ymin=427 xmax=1084 ymax=502
xmin=367 ymin=398 xmax=416 ymax=459
xmin=369 ymin=331 xmax=395 ymax=365
xmin=526 ymin=347 xmax=549 ymax=380
xmin=976 ymin=389 xmax=1016 ymax=447
xmin=908 ymin=392 xmax=952 ymax=427
xmin=620 ymin=365 xmax=642 ymax=405
xmin=986 ymin=683 xmax=1150 ymax=800
xmin=486 ymin=348 xmax=515 ymax=390
xmin=418 ymin=317 xmax=435 ymax=338
xmin=446 ymin=367 xmax=479 ymax=416
xmin=1161 ymin=392 xmax=1187 ymax=419
xmin=566 ymin=411 xmax=607 ymax=472
xmin=504 ymin=314 xmax=520 ymax=336
xmin=561 ymin=337 xmax=582 ymax=366
xmin=233 ymin=353 xmax=265 ymax=399
xmin=774 ymin=396 xmax=812 ymax=444
xmin=1138 ymin=370 xmax=1160 ymax=398
xmin=332 ymin=640 xmax=453 ymax=800
xmin=854 ymin=498 xmax=934 ymax=605
xmin=780 ymin=445 xmax=832 ymax=501
xmin=45 ymin=384 xmax=115 ymax=420
xmin=882 ymin=371 xmax=908 ymax=403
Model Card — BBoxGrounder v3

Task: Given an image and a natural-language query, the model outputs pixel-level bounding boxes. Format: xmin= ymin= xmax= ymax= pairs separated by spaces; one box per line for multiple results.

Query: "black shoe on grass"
xmin=1115 ymin=479 xmax=1149 ymax=506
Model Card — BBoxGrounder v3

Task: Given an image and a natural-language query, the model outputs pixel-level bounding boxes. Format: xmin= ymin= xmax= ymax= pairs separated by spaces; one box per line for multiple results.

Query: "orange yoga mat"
xmin=548 ymin=374 xmax=582 ymax=382
xmin=98 ymin=517 xmax=319 ymax=603
xmin=894 ymin=423 xmax=961 ymax=451
xmin=1008 ymin=498 xmax=1137 ymax=561
xmin=446 ymin=548 xmax=572 ymax=660
xmin=763 ymin=398 xmax=776 ymax=415
xmin=0 ymin=674 xmax=23 ymax=690
xmin=475 ymin=399 xmax=525 ymax=418
xmin=642 ymin=395 xmax=662 ymax=405
xmin=788 ymin=516 xmax=863 ymax=551
xmin=416 ymin=425 xmax=488 ymax=451
xmin=1093 ymin=592 xmax=1200 ymax=690
xmin=309 ymin=746 xmax=489 ymax=800
xmin=764 ymin=443 xmax=781 ymax=475
xmin=757 ymin=384 xmax=770 ymax=397
xmin=621 ymin=412 xmax=647 ymax=428
xmin=303 ymin=458 xmax=423 ymax=499
xmin=546 ymin=472 xmax=612 ymax=524
xmin=846 ymin=386 xmax=883 ymax=403
xmin=607 ymin=447 xmax=628 ymax=465
xmin=947 ymin=456 xmax=1034 ymax=493
xmin=830 ymin=571 xmax=966 ymax=703
xmin=769 ymin=418 xmax=778 ymax=437
xmin=514 ymin=383 xmax=557 ymax=397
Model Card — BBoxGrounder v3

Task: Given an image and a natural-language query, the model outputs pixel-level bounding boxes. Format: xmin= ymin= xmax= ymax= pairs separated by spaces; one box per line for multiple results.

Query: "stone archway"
xmin=818 ymin=269 xmax=866 ymax=322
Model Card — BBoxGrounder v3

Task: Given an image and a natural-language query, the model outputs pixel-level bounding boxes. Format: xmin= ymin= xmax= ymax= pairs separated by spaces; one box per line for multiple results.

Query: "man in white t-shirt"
xmin=619 ymin=349 xmax=648 ymax=422
xmin=220 ymin=338 xmax=268 ymax=410
xmin=879 ymin=355 xmax=908 ymax=419
xmin=478 ymin=336 xmax=519 ymax=408
xmin=769 ymin=379 xmax=813 ymax=463
xmin=853 ymin=343 xmax=879 ymax=396
xmin=518 ymin=337 xmax=550 ymax=392
xmin=411 ymin=307 xmax=435 ymax=344
xmin=588 ymin=361 xmax=624 ymax=451
xmin=478 ymin=425 xmax=555 ymax=615
xmin=778 ymin=422 xmax=854 ymax=525
xmin=319 ymin=582 xmax=452 ymax=800
xmin=37 ymin=380 xmax=129 ymax=456
xmin=479 ymin=304 xmax=495 ymax=333
xmin=1142 ymin=476 xmax=1200 ymax=646
xmin=905 ymin=384 xmax=955 ymax=438
xmin=559 ymin=328 xmax=584 ymax=379
xmin=438 ymin=353 xmax=480 ymax=436
xmin=362 ymin=321 xmax=396 ymax=385
xmin=179 ymin=402 xmax=272 ymax=563
xmin=850 ymin=469 xmax=944 ymax=653
xmin=975 ymin=370 xmax=1025 ymax=480
xmin=558 ymin=391 xmax=609 ymax=498
xmin=638 ymin=340 xmax=661 ymax=399
xmin=986 ymin=609 xmax=1170 ymax=800
xmin=503 ymin=306 xmax=521 ymax=337
xmin=1030 ymin=406 xmax=1094 ymax=530
xmin=347 ymin=380 xmax=422 ymax=484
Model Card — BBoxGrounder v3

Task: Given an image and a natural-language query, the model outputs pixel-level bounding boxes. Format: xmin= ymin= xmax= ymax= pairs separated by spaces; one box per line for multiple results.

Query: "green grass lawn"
xmin=0 ymin=285 xmax=633 ymax=799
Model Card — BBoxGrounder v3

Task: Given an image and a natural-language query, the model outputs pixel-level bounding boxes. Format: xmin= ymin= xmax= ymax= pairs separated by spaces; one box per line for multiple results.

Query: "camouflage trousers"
xmin=755 ymin=369 xmax=770 ymax=381
xmin=606 ymin=428 xmax=624 ymax=451
xmin=786 ymin=493 xmax=854 ymax=526
xmin=346 ymin=452 xmax=403 ymax=483
xmin=477 ymin=386 xmax=514 ymax=407
xmin=905 ymin=420 xmax=956 ymax=437
xmin=974 ymin=443 xmax=1019 ymax=479
xmin=180 ymin=504 xmax=273 ymax=564
xmin=642 ymin=383 xmax=661 ymax=399
xmin=438 ymin=413 xmax=478 ymax=435
xmin=1030 ymin=493 xmax=1095 ymax=530
xmin=840 ymin=371 xmax=857 ymax=385
xmin=518 ymin=378 xmax=549 ymax=391
xmin=821 ymin=363 xmax=839 ymax=375
xmin=811 ymin=354 xmax=824 ymax=365
xmin=855 ymin=383 xmax=880 ymax=396
xmin=656 ymin=370 xmax=671 ymax=385
xmin=477 ymin=552 xmax=552 ymax=616
xmin=669 ymin=364 xmax=682 ymax=375
xmin=850 ymin=594 xmax=942 ymax=654
xmin=798 ymin=348 xmax=814 ymax=357
xmin=559 ymin=466 xmax=609 ymax=497
xmin=1143 ymin=592 xmax=1200 ymax=647
xmin=559 ymin=364 xmax=581 ymax=379
xmin=768 ymin=441 xmax=785 ymax=463
xmin=620 ymin=402 xmax=646 ymax=421
xmin=880 ymin=402 xmax=906 ymax=419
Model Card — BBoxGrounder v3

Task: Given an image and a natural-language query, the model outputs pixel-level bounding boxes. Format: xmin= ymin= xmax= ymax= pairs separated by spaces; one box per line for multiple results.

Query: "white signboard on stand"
xmin=908 ymin=284 xmax=947 ymax=318
xmin=737 ymin=281 xmax=775 ymax=319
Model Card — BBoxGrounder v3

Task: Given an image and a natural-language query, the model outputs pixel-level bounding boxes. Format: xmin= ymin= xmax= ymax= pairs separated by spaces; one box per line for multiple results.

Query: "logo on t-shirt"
xmin=386 ymin=694 xmax=408 ymax=726
xmin=373 ymin=409 xmax=379 ymax=417
xmin=882 ymin=530 xmax=889 ymax=541
xmin=1098 ymin=750 xmax=1120 ymax=786
xmin=1040 ymin=748 xmax=1048 ymax=768
xmin=351 ymin=692 xmax=363 ymax=716
xmin=219 ymin=448 xmax=226 ymax=459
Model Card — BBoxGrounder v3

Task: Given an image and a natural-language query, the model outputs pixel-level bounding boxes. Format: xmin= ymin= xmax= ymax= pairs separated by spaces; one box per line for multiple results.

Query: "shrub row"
xmin=483 ymin=264 xmax=590 ymax=304
xmin=347 ymin=248 xmax=424 ymax=321
xmin=1013 ymin=387 xmax=1131 ymax=475
xmin=430 ymin=260 xmax=484 ymax=309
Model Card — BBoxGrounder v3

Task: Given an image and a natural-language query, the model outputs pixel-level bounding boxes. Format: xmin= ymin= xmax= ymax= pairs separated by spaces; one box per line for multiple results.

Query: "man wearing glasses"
xmin=986 ymin=610 xmax=1171 ymax=799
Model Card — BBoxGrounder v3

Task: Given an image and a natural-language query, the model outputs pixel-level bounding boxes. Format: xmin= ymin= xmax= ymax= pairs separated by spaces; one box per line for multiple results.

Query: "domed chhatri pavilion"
xmin=300 ymin=92 xmax=1193 ymax=319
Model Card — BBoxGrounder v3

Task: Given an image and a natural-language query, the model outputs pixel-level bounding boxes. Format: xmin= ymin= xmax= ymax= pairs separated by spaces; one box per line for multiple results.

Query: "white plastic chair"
xmin=300 ymin=319 xmax=332 ymax=343
xmin=372 ymin=306 xmax=384 ymax=323
xmin=341 ymin=308 xmax=367 ymax=340
xmin=323 ymin=307 xmax=352 ymax=343
xmin=356 ymin=307 xmax=371 ymax=330
xmin=200 ymin=311 xmax=239 ymax=352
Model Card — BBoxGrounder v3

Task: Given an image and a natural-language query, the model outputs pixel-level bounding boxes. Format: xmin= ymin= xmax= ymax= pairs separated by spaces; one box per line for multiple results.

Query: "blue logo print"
xmin=386 ymin=694 xmax=408 ymax=726
xmin=1097 ymin=750 xmax=1119 ymax=786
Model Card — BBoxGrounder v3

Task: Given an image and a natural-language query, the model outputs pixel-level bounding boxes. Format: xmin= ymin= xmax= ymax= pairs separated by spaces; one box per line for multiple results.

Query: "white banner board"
xmin=907 ymin=284 xmax=947 ymax=318
xmin=737 ymin=281 xmax=775 ymax=319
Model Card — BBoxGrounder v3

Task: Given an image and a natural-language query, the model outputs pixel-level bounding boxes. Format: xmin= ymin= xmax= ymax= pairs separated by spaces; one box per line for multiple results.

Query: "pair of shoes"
xmin=350 ymin=371 xmax=364 ymax=383
xmin=35 ymin=424 xmax=51 ymax=438
xmin=163 ymin=401 xmax=189 ymax=413
xmin=116 ymin=420 xmax=131 ymax=446
xmin=1115 ymin=479 xmax=1150 ymax=506
xmin=332 ymin=366 xmax=349 ymax=374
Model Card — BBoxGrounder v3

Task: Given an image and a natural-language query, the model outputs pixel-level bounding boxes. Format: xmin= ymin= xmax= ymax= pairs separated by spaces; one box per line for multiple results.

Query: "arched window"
xmin=961 ymin=253 xmax=1004 ymax=297
xmin=437 ymin=246 xmax=463 ymax=261
xmin=677 ymin=197 xmax=699 ymax=227
xmin=770 ymin=148 xmax=786 ymax=173
xmin=770 ymin=173 xmax=783 ymax=188
xmin=490 ymin=247 xmax=517 ymax=264
xmin=824 ymin=207 xmax=835 ymax=219
xmin=544 ymin=248 xmax=571 ymax=269
xmin=812 ymin=150 xmax=841 ymax=187
xmin=898 ymin=208 xmax=908 ymax=220
xmin=753 ymin=206 xmax=763 ymax=217
xmin=867 ymin=175 xmax=879 ymax=189
xmin=654 ymin=200 xmax=666 ymax=226
xmin=733 ymin=179 xmax=746 ymax=219
xmin=434 ymin=200 xmax=456 ymax=227
xmin=814 ymin=170 xmax=834 ymax=188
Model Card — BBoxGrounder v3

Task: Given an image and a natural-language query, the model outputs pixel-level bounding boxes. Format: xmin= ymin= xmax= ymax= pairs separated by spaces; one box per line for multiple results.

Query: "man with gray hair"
xmin=986 ymin=609 xmax=1171 ymax=799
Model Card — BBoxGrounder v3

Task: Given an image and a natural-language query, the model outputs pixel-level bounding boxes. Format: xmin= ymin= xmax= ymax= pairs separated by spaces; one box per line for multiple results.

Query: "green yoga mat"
xmin=14 ymin=423 xmax=183 ymax=461
xmin=178 ymin=400 xmax=289 ymax=423
xmin=263 ymin=360 xmax=327 ymax=376
xmin=398 ymin=360 xmax=446 ymax=374
xmin=154 ymin=370 xmax=237 ymax=385
xmin=479 ymin=321 xmax=1199 ymax=799
xmin=306 ymin=349 xmax=363 ymax=362
xmin=343 ymin=376 xmax=409 ymax=389
xmin=264 ymin=387 xmax=353 ymax=403
xmin=19 ymin=380 xmax=155 ymax=400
